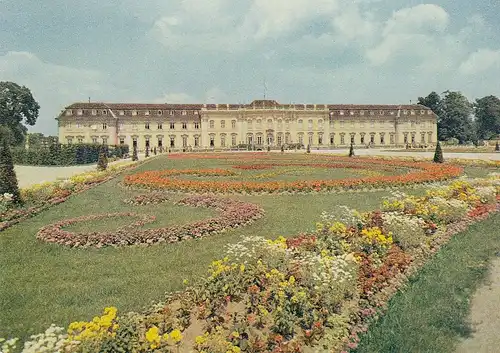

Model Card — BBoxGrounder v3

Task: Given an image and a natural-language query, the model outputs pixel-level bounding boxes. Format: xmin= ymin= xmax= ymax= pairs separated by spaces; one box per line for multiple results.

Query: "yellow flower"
xmin=240 ymin=264 xmax=245 ymax=272
xmin=231 ymin=331 xmax=240 ymax=338
xmin=289 ymin=275 xmax=295 ymax=285
xmin=170 ymin=329 xmax=183 ymax=343
xmin=195 ymin=335 xmax=207 ymax=345
xmin=183 ymin=279 xmax=189 ymax=285
xmin=145 ymin=326 xmax=160 ymax=344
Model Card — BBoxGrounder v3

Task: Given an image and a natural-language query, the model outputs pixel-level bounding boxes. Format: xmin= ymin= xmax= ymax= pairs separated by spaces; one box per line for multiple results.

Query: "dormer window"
xmin=132 ymin=110 xmax=137 ymax=116
xmin=119 ymin=110 xmax=124 ymax=116
xmin=410 ymin=110 xmax=415 ymax=115
xmin=420 ymin=110 xmax=425 ymax=115
xmin=91 ymin=109 xmax=97 ymax=115
xmin=66 ymin=110 xmax=73 ymax=116
xmin=170 ymin=110 xmax=174 ymax=115
xmin=102 ymin=110 xmax=107 ymax=115
xmin=380 ymin=110 xmax=384 ymax=115
xmin=158 ymin=110 xmax=163 ymax=115
xmin=194 ymin=111 xmax=199 ymax=115
xmin=339 ymin=110 xmax=344 ymax=115
xmin=182 ymin=122 xmax=187 ymax=129
xmin=145 ymin=110 xmax=150 ymax=115
xmin=359 ymin=110 xmax=365 ymax=115
xmin=349 ymin=111 xmax=354 ymax=116
xmin=403 ymin=110 xmax=408 ymax=115
xmin=77 ymin=110 xmax=83 ymax=116
xmin=181 ymin=110 xmax=187 ymax=116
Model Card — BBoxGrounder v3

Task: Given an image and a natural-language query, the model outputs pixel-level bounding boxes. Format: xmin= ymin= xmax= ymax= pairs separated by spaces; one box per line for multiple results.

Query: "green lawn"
xmin=354 ymin=212 xmax=500 ymax=353
xmin=0 ymin=154 xmax=494 ymax=343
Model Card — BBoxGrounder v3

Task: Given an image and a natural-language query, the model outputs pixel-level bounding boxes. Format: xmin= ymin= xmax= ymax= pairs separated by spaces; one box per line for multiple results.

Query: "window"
xmin=182 ymin=122 xmax=187 ymax=129
xmin=102 ymin=110 xmax=107 ymax=115
xmin=119 ymin=137 xmax=125 ymax=145
xmin=221 ymin=136 xmax=226 ymax=147
xmin=119 ymin=110 xmax=124 ymax=116
xmin=285 ymin=120 xmax=290 ymax=129
xmin=380 ymin=134 xmax=385 ymax=144
xmin=102 ymin=137 xmax=107 ymax=144
xmin=420 ymin=110 xmax=425 ymax=115
xmin=318 ymin=119 xmax=323 ymax=128
xmin=145 ymin=123 xmax=150 ymax=130
xmin=132 ymin=110 xmax=137 ymax=116
xmin=411 ymin=110 xmax=415 ymax=115
xmin=339 ymin=110 xmax=344 ymax=115
xmin=308 ymin=119 xmax=313 ymax=130
xmin=257 ymin=119 xmax=262 ymax=127
xmin=277 ymin=119 xmax=283 ymax=129
xmin=318 ymin=135 xmax=323 ymax=145
xmin=182 ymin=136 xmax=188 ymax=147
xmin=77 ymin=110 xmax=83 ymax=116
xmin=182 ymin=110 xmax=187 ymax=116
xmin=370 ymin=111 xmax=374 ymax=116
xmin=67 ymin=137 xmax=73 ymax=144
xmin=231 ymin=120 xmax=236 ymax=129
xmin=370 ymin=120 xmax=375 ymax=127
xmin=403 ymin=110 xmax=408 ymax=115
xmin=231 ymin=135 xmax=237 ymax=146
xmin=221 ymin=120 xmax=225 ymax=128
xmin=247 ymin=135 xmax=253 ymax=145
xmin=66 ymin=110 xmax=73 ymax=116
xmin=257 ymin=135 xmax=263 ymax=145
xmin=158 ymin=110 xmax=163 ymax=115
xmin=308 ymin=134 xmax=313 ymax=145
xmin=277 ymin=135 xmax=282 ymax=145
xmin=76 ymin=123 xmax=82 ymax=129
xmin=351 ymin=135 xmax=355 ymax=144
xmin=170 ymin=122 xmax=175 ymax=129
xmin=102 ymin=123 xmax=107 ymax=130
xmin=370 ymin=134 xmax=375 ymax=144
xmin=421 ymin=132 xmax=426 ymax=143
xmin=158 ymin=123 xmax=163 ymax=130
xmin=77 ymin=137 xmax=83 ymax=143
xmin=92 ymin=110 xmax=97 ymax=115
xmin=92 ymin=137 xmax=98 ymax=144
xmin=285 ymin=133 xmax=290 ymax=144
xmin=194 ymin=111 xmax=199 ymax=115
xmin=390 ymin=134 xmax=395 ymax=144
xmin=298 ymin=135 xmax=303 ymax=145
xmin=379 ymin=110 xmax=384 ymax=115
xmin=427 ymin=110 xmax=432 ymax=115
xmin=132 ymin=123 xmax=138 ymax=131
xmin=411 ymin=134 xmax=416 ymax=144
xmin=145 ymin=110 xmax=150 ymax=116
xmin=340 ymin=134 xmax=345 ymax=145
xmin=403 ymin=134 xmax=408 ymax=144
xmin=267 ymin=119 xmax=273 ymax=129
xmin=169 ymin=110 xmax=174 ymax=115
xmin=194 ymin=122 xmax=200 ymax=129
xmin=340 ymin=121 xmax=344 ymax=128
xmin=194 ymin=136 xmax=199 ymax=147
xmin=350 ymin=111 xmax=354 ymax=116
xmin=298 ymin=119 xmax=303 ymax=129
xmin=360 ymin=135 xmax=365 ymax=144
xmin=330 ymin=135 xmax=334 ymax=144
xmin=170 ymin=136 xmax=175 ymax=147
xmin=209 ymin=120 xmax=214 ymax=128
xmin=210 ymin=136 xmax=215 ymax=147
xmin=360 ymin=110 xmax=365 ymax=116
xmin=119 ymin=123 xmax=124 ymax=130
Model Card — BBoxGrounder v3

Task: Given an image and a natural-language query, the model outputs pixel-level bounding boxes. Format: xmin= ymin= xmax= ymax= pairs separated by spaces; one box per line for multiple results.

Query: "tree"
xmin=475 ymin=95 xmax=500 ymax=140
xmin=0 ymin=127 xmax=22 ymax=204
xmin=495 ymin=141 xmax=499 ymax=152
xmin=145 ymin=147 xmax=150 ymax=158
xmin=349 ymin=143 xmax=355 ymax=157
xmin=0 ymin=81 xmax=40 ymax=146
xmin=97 ymin=144 xmax=108 ymax=171
xmin=132 ymin=145 xmax=138 ymax=161
xmin=306 ymin=144 xmax=311 ymax=153
xmin=418 ymin=91 xmax=443 ymax=117
xmin=281 ymin=144 xmax=284 ymax=153
xmin=433 ymin=141 xmax=444 ymax=163
xmin=438 ymin=91 xmax=474 ymax=144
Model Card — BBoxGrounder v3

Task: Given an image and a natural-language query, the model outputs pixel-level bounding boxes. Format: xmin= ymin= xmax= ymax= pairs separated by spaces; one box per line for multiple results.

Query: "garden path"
xmin=309 ymin=148 xmax=500 ymax=161
xmin=455 ymin=258 xmax=500 ymax=353
xmin=14 ymin=154 xmax=145 ymax=188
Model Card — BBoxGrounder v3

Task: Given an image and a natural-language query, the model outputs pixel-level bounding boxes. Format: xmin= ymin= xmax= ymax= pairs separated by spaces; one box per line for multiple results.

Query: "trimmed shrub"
xmin=0 ymin=127 xmax=22 ymax=204
xmin=97 ymin=145 xmax=108 ymax=171
xmin=349 ymin=143 xmax=355 ymax=157
xmin=433 ymin=141 xmax=444 ymax=163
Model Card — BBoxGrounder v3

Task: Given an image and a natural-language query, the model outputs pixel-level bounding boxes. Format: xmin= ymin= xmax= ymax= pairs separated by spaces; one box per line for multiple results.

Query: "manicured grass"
xmin=354 ymin=212 xmax=500 ymax=353
xmin=0 ymin=154 xmax=463 ymax=342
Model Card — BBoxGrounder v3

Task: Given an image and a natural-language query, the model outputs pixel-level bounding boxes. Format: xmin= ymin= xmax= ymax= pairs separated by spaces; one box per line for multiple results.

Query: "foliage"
xmin=11 ymin=143 xmax=128 ymax=166
xmin=475 ymin=95 xmax=500 ymax=140
xmin=433 ymin=141 xmax=444 ymax=163
xmin=0 ymin=81 xmax=40 ymax=146
xmin=0 ymin=127 xmax=22 ymax=204
xmin=97 ymin=145 xmax=108 ymax=171
xmin=417 ymin=91 xmax=443 ymax=117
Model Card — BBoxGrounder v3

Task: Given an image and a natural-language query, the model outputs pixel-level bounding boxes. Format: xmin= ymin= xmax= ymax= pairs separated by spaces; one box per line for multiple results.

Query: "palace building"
xmin=56 ymin=99 xmax=438 ymax=151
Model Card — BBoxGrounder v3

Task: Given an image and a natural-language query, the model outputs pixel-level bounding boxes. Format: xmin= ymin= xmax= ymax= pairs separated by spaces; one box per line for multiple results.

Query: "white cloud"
xmin=459 ymin=49 xmax=500 ymax=75
xmin=0 ymin=51 xmax=111 ymax=134
xmin=153 ymin=92 xmax=197 ymax=103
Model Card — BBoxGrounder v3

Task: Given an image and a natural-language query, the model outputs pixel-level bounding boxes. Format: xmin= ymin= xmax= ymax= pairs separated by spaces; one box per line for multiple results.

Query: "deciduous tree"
xmin=0 ymin=81 xmax=40 ymax=146
xmin=0 ymin=127 xmax=22 ymax=203
xmin=475 ymin=95 xmax=500 ymax=140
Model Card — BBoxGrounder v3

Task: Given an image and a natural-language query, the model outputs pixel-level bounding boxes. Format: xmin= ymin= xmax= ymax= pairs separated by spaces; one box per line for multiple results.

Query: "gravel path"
xmin=455 ymin=258 xmax=500 ymax=353
xmin=14 ymin=154 xmax=146 ymax=188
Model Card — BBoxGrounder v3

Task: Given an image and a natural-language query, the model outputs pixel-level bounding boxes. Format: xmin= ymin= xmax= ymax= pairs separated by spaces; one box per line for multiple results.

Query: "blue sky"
xmin=1 ymin=0 xmax=499 ymax=135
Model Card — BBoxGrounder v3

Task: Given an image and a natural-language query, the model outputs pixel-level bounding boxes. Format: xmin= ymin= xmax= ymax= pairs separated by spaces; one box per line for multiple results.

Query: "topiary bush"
xmin=349 ymin=143 xmax=355 ymax=157
xmin=433 ymin=141 xmax=444 ymax=163
xmin=97 ymin=145 xmax=108 ymax=171
xmin=0 ymin=127 xmax=22 ymax=204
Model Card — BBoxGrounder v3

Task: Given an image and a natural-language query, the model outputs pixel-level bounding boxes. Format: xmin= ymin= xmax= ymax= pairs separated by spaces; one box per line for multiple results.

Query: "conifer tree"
xmin=97 ymin=144 xmax=108 ymax=171
xmin=281 ymin=144 xmax=284 ymax=153
xmin=132 ymin=145 xmax=138 ymax=161
xmin=0 ymin=127 xmax=22 ymax=204
xmin=433 ymin=141 xmax=444 ymax=163
xmin=145 ymin=147 xmax=150 ymax=158
xmin=349 ymin=143 xmax=355 ymax=157
xmin=306 ymin=144 xmax=311 ymax=153
xmin=495 ymin=141 xmax=499 ymax=152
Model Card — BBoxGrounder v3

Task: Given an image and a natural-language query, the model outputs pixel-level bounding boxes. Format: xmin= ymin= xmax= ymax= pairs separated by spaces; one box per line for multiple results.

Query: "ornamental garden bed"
xmin=7 ymin=175 xmax=500 ymax=353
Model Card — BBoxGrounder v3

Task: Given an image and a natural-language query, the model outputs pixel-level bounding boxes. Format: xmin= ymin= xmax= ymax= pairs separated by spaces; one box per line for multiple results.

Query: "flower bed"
xmin=7 ymin=174 xmax=499 ymax=353
xmin=36 ymin=195 xmax=264 ymax=247
xmin=0 ymin=161 xmax=142 ymax=232
xmin=123 ymin=192 xmax=170 ymax=205
xmin=124 ymin=158 xmax=462 ymax=194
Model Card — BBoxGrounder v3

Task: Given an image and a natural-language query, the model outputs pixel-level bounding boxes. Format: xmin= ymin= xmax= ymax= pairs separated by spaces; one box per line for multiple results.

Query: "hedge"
xmin=11 ymin=144 xmax=129 ymax=166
